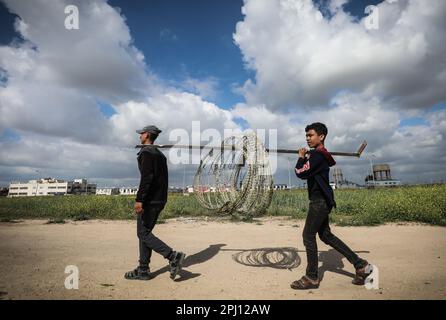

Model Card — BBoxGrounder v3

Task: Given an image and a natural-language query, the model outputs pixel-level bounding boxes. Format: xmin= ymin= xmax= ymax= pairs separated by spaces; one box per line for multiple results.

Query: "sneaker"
xmin=169 ymin=251 xmax=186 ymax=280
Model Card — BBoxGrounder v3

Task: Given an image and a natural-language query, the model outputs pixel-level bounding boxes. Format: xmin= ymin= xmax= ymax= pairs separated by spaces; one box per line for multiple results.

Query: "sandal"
xmin=352 ymin=261 xmax=372 ymax=285
xmin=290 ymin=275 xmax=320 ymax=290
xmin=124 ymin=268 xmax=151 ymax=281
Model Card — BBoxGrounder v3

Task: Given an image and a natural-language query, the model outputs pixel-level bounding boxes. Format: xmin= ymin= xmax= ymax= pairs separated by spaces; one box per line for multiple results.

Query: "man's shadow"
xmin=150 ymin=243 xmax=226 ymax=282
xmin=317 ymin=249 xmax=370 ymax=282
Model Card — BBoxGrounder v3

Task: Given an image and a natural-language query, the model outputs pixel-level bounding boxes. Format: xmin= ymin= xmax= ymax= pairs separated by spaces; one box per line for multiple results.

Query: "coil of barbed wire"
xmin=193 ymin=133 xmax=273 ymax=216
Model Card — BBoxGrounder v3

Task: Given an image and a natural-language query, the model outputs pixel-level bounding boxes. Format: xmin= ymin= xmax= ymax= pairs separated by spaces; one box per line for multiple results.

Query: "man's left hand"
xmin=134 ymin=202 xmax=144 ymax=214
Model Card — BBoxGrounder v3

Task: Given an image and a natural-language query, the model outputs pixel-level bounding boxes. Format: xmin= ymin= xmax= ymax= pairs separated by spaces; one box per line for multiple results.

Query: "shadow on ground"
xmin=222 ymin=247 xmax=301 ymax=270
xmin=224 ymin=247 xmax=370 ymax=283
xmin=150 ymin=243 xmax=227 ymax=282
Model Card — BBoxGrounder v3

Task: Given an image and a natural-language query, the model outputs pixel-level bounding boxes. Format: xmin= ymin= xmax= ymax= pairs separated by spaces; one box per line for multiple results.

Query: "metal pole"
xmin=368 ymin=154 xmax=375 ymax=188
xmin=135 ymin=140 xmax=368 ymax=158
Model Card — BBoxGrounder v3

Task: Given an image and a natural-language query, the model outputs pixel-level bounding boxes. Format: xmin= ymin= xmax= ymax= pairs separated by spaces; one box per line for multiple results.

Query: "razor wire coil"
xmin=193 ymin=133 xmax=273 ymax=216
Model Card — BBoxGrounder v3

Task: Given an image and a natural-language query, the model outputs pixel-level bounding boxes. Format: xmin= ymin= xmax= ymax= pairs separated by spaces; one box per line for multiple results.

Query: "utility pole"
xmin=367 ymin=154 xmax=376 ymax=188
xmin=183 ymin=165 xmax=186 ymax=193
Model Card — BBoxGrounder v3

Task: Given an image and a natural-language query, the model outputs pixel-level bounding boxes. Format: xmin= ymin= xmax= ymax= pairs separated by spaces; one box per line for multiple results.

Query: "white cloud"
xmin=160 ymin=28 xmax=178 ymax=42
xmin=110 ymin=91 xmax=238 ymax=147
xmin=231 ymin=90 xmax=446 ymax=184
xmin=181 ymin=77 xmax=220 ymax=101
xmin=234 ymin=0 xmax=446 ymax=110
xmin=0 ymin=0 xmax=241 ymax=187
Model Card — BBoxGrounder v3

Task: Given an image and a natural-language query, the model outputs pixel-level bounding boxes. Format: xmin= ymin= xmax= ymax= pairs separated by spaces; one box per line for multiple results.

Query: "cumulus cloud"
xmin=181 ymin=76 xmax=220 ymax=101
xmin=0 ymin=0 xmax=241 ymax=186
xmin=234 ymin=0 xmax=446 ymax=110
xmin=232 ymin=89 xmax=446 ymax=184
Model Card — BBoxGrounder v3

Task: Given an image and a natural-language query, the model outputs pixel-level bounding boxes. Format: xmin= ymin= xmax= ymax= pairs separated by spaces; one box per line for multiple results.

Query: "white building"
xmin=273 ymin=184 xmax=289 ymax=190
xmin=7 ymin=178 xmax=96 ymax=197
xmin=119 ymin=187 xmax=138 ymax=195
xmin=71 ymin=178 xmax=96 ymax=194
xmin=365 ymin=180 xmax=402 ymax=188
xmin=8 ymin=178 xmax=72 ymax=197
xmin=96 ymin=187 xmax=120 ymax=196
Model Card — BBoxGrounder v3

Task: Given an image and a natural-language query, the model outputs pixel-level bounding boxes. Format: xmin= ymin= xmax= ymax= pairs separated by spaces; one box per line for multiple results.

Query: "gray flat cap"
xmin=136 ymin=125 xmax=162 ymax=135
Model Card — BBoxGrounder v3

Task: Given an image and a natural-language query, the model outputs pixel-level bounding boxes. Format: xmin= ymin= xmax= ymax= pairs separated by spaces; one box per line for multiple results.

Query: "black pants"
xmin=302 ymin=199 xmax=366 ymax=280
xmin=137 ymin=203 xmax=172 ymax=269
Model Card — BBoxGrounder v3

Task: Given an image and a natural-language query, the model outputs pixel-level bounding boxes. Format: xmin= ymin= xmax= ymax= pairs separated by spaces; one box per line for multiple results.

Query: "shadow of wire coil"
xmin=232 ymin=247 xmax=301 ymax=270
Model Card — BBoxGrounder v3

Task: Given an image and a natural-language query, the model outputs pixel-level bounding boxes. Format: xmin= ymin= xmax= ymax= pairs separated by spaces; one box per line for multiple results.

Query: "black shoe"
xmin=169 ymin=251 xmax=186 ymax=280
xmin=124 ymin=267 xmax=151 ymax=281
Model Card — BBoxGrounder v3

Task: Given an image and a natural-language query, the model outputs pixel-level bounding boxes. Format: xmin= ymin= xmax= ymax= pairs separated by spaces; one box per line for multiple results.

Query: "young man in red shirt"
xmin=291 ymin=122 xmax=372 ymax=290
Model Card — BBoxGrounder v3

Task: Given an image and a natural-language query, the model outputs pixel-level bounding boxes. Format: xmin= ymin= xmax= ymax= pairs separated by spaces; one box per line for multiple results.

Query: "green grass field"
xmin=0 ymin=185 xmax=445 ymax=226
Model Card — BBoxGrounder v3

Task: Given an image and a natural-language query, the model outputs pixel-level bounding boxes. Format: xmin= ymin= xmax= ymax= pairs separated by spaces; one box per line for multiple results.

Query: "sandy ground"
xmin=0 ymin=217 xmax=445 ymax=300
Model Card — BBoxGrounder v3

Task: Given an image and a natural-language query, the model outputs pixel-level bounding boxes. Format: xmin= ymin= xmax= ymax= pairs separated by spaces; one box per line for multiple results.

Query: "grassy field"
xmin=0 ymin=185 xmax=445 ymax=226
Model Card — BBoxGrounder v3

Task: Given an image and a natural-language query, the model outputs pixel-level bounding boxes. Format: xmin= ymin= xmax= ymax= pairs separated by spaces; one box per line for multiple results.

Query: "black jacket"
xmin=295 ymin=145 xmax=337 ymax=209
xmin=135 ymin=145 xmax=168 ymax=205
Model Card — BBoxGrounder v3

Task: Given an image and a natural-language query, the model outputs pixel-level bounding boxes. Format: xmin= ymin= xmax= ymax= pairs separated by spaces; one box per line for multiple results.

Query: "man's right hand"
xmin=134 ymin=202 xmax=144 ymax=215
xmin=298 ymin=148 xmax=307 ymax=159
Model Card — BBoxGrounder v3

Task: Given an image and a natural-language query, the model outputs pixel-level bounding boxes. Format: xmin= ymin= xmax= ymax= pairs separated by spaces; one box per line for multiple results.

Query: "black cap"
xmin=135 ymin=125 xmax=162 ymax=135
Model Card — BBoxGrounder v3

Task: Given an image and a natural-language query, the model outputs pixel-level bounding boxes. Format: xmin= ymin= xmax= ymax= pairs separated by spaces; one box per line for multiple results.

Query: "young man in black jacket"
xmin=291 ymin=122 xmax=371 ymax=290
xmin=125 ymin=125 xmax=185 ymax=281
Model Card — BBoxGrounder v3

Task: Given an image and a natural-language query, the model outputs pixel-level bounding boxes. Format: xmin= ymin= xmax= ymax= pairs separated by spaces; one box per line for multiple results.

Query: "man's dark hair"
xmin=305 ymin=122 xmax=328 ymax=142
xmin=148 ymin=133 xmax=159 ymax=143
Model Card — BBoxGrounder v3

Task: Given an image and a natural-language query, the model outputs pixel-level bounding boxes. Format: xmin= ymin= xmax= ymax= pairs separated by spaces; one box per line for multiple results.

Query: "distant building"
xmin=7 ymin=178 xmax=96 ymax=197
xmin=168 ymin=186 xmax=184 ymax=193
xmin=71 ymin=178 xmax=96 ymax=195
xmin=365 ymin=164 xmax=401 ymax=188
xmin=331 ymin=168 xmax=362 ymax=189
xmin=8 ymin=178 xmax=71 ymax=197
xmin=96 ymin=187 xmax=120 ymax=196
xmin=119 ymin=187 xmax=138 ymax=195
xmin=0 ymin=187 xmax=9 ymax=197
xmin=273 ymin=184 xmax=289 ymax=190
xmin=332 ymin=168 xmax=345 ymax=185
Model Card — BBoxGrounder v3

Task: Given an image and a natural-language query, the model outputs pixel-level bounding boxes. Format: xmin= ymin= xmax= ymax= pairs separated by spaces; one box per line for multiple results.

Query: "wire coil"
xmin=193 ymin=133 xmax=273 ymax=216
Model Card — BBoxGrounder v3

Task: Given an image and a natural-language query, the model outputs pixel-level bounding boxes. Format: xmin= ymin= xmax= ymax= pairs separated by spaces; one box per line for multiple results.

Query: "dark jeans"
xmin=302 ymin=199 xmax=366 ymax=280
xmin=137 ymin=203 xmax=172 ymax=269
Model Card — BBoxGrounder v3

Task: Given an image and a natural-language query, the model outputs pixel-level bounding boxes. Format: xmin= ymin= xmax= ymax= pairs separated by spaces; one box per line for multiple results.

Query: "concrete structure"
xmin=71 ymin=178 xmax=96 ymax=195
xmin=8 ymin=178 xmax=72 ymax=197
xmin=96 ymin=187 xmax=120 ymax=196
xmin=372 ymin=164 xmax=392 ymax=181
xmin=273 ymin=184 xmax=289 ymax=190
xmin=365 ymin=179 xmax=401 ymax=188
xmin=365 ymin=164 xmax=401 ymax=188
xmin=119 ymin=187 xmax=138 ymax=195
xmin=331 ymin=167 xmax=362 ymax=189
xmin=0 ymin=187 xmax=9 ymax=196
xmin=7 ymin=178 xmax=96 ymax=197
xmin=332 ymin=168 xmax=345 ymax=185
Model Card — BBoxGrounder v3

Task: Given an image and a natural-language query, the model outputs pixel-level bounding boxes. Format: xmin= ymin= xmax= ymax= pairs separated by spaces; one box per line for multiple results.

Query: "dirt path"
xmin=0 ymin=218 xmax=445 ymax=300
